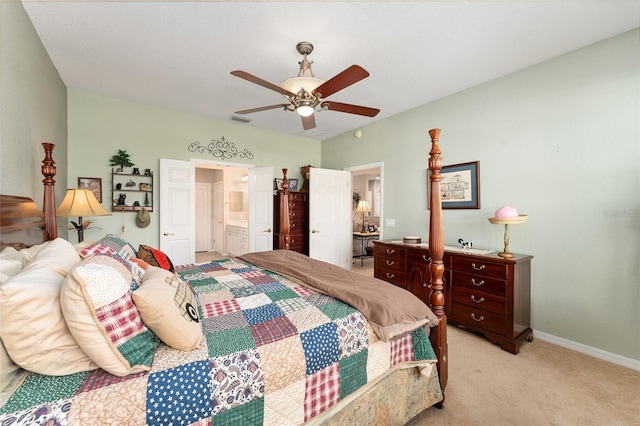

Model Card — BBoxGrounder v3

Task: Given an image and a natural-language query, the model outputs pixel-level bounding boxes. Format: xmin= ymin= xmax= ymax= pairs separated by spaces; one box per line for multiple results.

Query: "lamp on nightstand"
xmin=56 ymin=189 xmax=111 ymax=243
xmin=355 ymin=200 xmax=371 ymax=233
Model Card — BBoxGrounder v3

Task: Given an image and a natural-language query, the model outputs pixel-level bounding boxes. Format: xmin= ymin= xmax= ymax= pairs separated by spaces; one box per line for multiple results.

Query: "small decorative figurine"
xmin=117 ymin=193 xmax=127 ymax=205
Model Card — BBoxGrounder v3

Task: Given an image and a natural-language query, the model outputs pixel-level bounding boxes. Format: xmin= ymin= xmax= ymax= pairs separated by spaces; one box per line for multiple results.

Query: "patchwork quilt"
xmin=0 ymin=258 xmax=436 ymax=425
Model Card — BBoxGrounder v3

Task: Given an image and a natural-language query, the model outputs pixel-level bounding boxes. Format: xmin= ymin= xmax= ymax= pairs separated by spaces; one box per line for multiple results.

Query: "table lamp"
xmin=56 ymin=189 xmax=111 ymax=243
xmin=488 ymin=206 xmax=527 ymax=258
xmin=355 ymin=200 xmax=371 ymax=233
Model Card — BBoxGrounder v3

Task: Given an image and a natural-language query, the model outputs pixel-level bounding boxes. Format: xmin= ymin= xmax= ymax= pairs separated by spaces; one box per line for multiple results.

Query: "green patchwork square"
xmin=188 ymin=277 xmax=222 ymax=291
xmin=266 ymin=288 xmax=298 ymax=303
xmin=339 ymin=349 xmax=368 ymax=399
xmin=412 ymin=326 xmax=436 ymax=361
xmin=317 ymin=300 xmax=357 ymax=320
xmin=0 ymin=371 xmax=87 ymax=414
xmin=206 ymin=327 xmax=255 ymax=358
xmin=213 ymin=397 xmax=264 ymax=425
xmin=119 ymin=329 xmax=159 ymax=366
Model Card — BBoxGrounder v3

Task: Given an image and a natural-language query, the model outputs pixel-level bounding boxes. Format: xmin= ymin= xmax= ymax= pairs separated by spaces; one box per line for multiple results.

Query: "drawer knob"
xmin=471 ymin=278 xmax=485 ymax=286
xmin=472 ymin=263 xmax=486 ymax=271
xmin=423 ymin=282 xmax=430 ymax=288
xmin=386 ymin=260 xmax=395 ymax=266
xmin=422 ymin=255 xmax=431 ymax=262
xmin=386 ymin=249 xmax=395 ymax=254
xmin=386 ymin=273 xmax=395 ymax=279
xmin=291 ymin=223 xmax=296 ymax=228
xmin=471 ymin=295 xmax=485 ymax=303
xmin=471 ymin=313 xmax=485 ymax=322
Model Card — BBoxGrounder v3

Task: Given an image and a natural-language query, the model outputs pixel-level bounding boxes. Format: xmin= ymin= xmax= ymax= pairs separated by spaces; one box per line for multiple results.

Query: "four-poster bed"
xmin=0 ymin=132 xmax=448 ymax=424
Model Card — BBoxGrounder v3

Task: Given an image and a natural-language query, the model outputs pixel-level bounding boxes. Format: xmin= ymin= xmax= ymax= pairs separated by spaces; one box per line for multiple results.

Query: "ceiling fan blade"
xmin=313 ymin=65 xmax=369 ymax=98
xmin=301 ymin=114 xmax=316 ymax=130
xmin=235 ymin=104 xmax=290 ymax=114
xmin=231 ymin=70 xmax=295 ymax=96
xmin=321 ymin=101 xmax=380 ymax=117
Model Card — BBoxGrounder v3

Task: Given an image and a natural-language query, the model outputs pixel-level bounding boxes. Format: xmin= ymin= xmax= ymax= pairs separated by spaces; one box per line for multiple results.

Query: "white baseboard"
xmin=533 ymin=329 xmax=640 ymax=372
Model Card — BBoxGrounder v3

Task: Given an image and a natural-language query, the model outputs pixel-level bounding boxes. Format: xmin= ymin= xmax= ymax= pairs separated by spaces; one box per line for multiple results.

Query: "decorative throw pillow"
xmin=0 ymin=238 xmax=97 ymax=375
xmin=60 ymin=254 xmax=159 ymax=376
xmin=137 ymin=244 xmax=175 ymax=273
xmin=78 ymin=234 xmax=144 ymax=289
xmin=133 ymin=266 xmax=202 ymax=351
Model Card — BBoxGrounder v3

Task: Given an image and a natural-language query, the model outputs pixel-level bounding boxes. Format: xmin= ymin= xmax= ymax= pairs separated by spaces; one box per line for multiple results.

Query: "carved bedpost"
xmin=427 ymin=128 xmax=448 ymax=394
xmin=41 ymin=143 xmax=57 ymax=241
xmin=278 ymin=169 xmax=291 ymax=250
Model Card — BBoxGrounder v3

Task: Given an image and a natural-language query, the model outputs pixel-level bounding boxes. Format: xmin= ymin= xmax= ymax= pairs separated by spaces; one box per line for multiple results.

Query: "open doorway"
xmin=345 ymin=162 xmax=383 ymax=268
xmin=195 ymin=164 xmax=249 ymax=259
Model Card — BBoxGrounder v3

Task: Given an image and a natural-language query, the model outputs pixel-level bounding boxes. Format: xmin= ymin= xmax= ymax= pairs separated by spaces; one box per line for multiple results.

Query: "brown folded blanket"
xmin=238 ymin=250 xmax=439 ymax=342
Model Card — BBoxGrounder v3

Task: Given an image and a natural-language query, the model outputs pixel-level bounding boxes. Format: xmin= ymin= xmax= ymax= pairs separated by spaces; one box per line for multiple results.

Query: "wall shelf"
xmin=111 ymin=169 xmax=153 ymax=212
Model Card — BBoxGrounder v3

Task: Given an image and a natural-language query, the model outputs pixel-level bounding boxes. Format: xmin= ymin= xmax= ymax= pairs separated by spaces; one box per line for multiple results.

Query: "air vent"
xmin=231 ymin=115 xmax=252 ymax=124
xmin=299 ymin=128 xmax=325 ymax=138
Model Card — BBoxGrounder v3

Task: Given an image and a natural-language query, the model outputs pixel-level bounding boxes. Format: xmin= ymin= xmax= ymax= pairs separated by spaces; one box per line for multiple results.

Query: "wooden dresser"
xmin=373 ymin=240 xmax=533 ymax=354
xmin=273 ymin=191 xmax=309 ymax=255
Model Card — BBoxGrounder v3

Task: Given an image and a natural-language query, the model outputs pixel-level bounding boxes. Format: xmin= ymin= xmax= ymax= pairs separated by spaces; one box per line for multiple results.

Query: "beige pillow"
xmin=133 ymin=266 xmax=203 ymax=351
xmin=60 ymin=255 xmax=158 ymax=376
xmin=0 ymin=238 xmax=97 ymax=375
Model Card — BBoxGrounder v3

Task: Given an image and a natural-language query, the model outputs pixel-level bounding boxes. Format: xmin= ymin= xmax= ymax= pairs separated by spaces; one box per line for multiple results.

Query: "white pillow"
xmin=0 ymin=238 xmax=97 ymax=375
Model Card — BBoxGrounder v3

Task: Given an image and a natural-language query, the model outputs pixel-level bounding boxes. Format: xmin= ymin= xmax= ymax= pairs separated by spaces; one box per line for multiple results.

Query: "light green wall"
xmin=322 ymin=29 xmax=640 ymax=361
xmin=67 ymin=90 xmax=320 ymax=247
xmin=0 ymin=1 xmax=68 ymax=213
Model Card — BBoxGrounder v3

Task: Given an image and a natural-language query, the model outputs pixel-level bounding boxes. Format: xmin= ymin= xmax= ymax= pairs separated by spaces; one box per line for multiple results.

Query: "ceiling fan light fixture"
xmin=296 ymin=105 xmax=315 ymax=117
xmin=280 ymin=76 xmax=324 ymax=96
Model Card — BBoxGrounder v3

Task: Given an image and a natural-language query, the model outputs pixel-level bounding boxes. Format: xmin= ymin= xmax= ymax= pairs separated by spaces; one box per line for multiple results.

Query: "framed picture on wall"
xmin=78 ymin=177 xmax=102 ymax=203
xmin=428 ymin=161 xmax=480 ymax=209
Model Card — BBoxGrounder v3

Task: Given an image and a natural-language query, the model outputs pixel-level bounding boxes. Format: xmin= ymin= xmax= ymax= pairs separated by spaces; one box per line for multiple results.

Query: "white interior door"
xmin=195 ymin=182 xmax=211 ymax=252
xmin=248 ymin=167 xmax=273 ymax=253
xmin=160 ymin=159 xmax=195 ymax=266
xmin=309 ymin=168 xmax=351 ymax=268
xmin=213 ymin=181 xmax=224 ymax=253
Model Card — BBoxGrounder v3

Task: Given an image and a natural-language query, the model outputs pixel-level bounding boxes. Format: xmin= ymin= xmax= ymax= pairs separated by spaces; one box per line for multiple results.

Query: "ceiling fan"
xmin=231 ymin=41 xmax=380 ymax=130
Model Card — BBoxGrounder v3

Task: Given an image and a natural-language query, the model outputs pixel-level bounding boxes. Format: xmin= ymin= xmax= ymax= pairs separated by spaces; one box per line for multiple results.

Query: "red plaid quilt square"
xmin=250 ymin=315 xmax=297 ymax=346
xmin=292 ymin=286 xmax=315 ymax=298
xmin=96 ymin=295 xmax=147 ymax=347
xmin=390 ymin=333 xmax=414 ymax=366
xmin=202 ymin=299 xmax=241 ymax=318
xmin=304 ymin=363 xmax=340 ymax=421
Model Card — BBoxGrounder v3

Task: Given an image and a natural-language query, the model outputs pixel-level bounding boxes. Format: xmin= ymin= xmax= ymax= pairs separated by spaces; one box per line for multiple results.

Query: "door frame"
xmin=344 ymin=161 xmax=384 ymax=242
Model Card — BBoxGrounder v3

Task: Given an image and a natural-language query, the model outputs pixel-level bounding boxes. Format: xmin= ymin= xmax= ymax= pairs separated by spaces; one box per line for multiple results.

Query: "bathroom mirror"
xmin=229 ymin=191 xmax=244 ymax=212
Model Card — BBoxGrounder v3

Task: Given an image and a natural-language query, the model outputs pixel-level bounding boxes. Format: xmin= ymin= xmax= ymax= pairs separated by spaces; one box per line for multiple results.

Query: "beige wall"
xmin=322 ymin=29 xmax=640 ymax=362
xmin=0 ymin=1 xmax=68 ymax=219
xmin=67 ymin=90 xmax=320 ymax=247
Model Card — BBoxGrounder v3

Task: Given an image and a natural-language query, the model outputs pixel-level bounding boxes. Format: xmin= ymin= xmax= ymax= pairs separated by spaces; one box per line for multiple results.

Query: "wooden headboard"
xmin=0 ymin=143 xmax=57 ymax=248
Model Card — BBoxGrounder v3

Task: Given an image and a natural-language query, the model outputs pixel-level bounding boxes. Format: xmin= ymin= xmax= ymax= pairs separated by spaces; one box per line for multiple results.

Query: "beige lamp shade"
xmin=56 ymin=189 xmax=111 ymax=218
xmin=355 ymin=200 xmax=371 ymax=213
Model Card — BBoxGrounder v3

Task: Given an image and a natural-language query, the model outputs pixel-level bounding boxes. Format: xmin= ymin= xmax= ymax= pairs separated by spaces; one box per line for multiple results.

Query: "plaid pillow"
xmin=60 ymin=255 xmax=158 ymax=376
xmin=79 ymin=234 xmax=143 ymax=290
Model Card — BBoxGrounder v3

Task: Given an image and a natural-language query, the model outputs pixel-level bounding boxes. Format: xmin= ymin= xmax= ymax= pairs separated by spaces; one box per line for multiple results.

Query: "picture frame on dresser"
xmin=428 ymin=161 xmax=480 ymax=209
xmin=77 ymin=177 xmax=102 ymax=202
xmin=288 ymin=179 xmax=299 ymax=191
xmin=274 ymin=178 xmax=283 ymax=190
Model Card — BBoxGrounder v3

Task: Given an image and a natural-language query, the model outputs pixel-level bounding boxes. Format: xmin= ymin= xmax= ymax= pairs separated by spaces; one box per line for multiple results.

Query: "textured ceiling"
xmin=21 ymin=1 xmax=640 ymax=140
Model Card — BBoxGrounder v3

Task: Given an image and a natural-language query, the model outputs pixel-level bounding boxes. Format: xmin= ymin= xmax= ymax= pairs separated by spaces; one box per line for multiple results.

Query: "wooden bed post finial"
xmin=41 ymin=142 xmax=57 ymax=240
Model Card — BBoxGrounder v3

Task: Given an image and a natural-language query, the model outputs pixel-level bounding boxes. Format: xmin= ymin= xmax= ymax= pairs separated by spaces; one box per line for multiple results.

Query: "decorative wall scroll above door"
xmin=188 ymin=136 xmax=254 ymax=160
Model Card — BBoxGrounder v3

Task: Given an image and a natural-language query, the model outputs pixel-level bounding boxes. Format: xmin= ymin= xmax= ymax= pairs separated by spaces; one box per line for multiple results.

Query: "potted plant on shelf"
xmin=109 ymin=149 xmax=135 ymax=173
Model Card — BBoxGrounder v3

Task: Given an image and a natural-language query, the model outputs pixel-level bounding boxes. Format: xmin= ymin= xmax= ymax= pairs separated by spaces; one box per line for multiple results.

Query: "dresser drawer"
xmin=451 ymin=271 xmax=506 ymax=297
xmin=452 ymin=287 xmax=506 ymax=315
xmin=288 ymin=192 xmax=307 ymax=203
xmin=375 ymin=267 xmax=406 ymax=288
xmin=374 ymin=244 xmax=406 ymax=261
xmin=227 ymin=225 xmax=248 ymax=235
xmin=407 ymin=250 xmax=432 ymax=265
xmin=375 ymin=255 xmax=405 ymax=272
xmin=452 ymin=303 xmax=508 ymax=335
xmin=288 ymin=233 xmax=307 ymax=253
xmin=452 ymin=257 xmax=507 ymax=279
